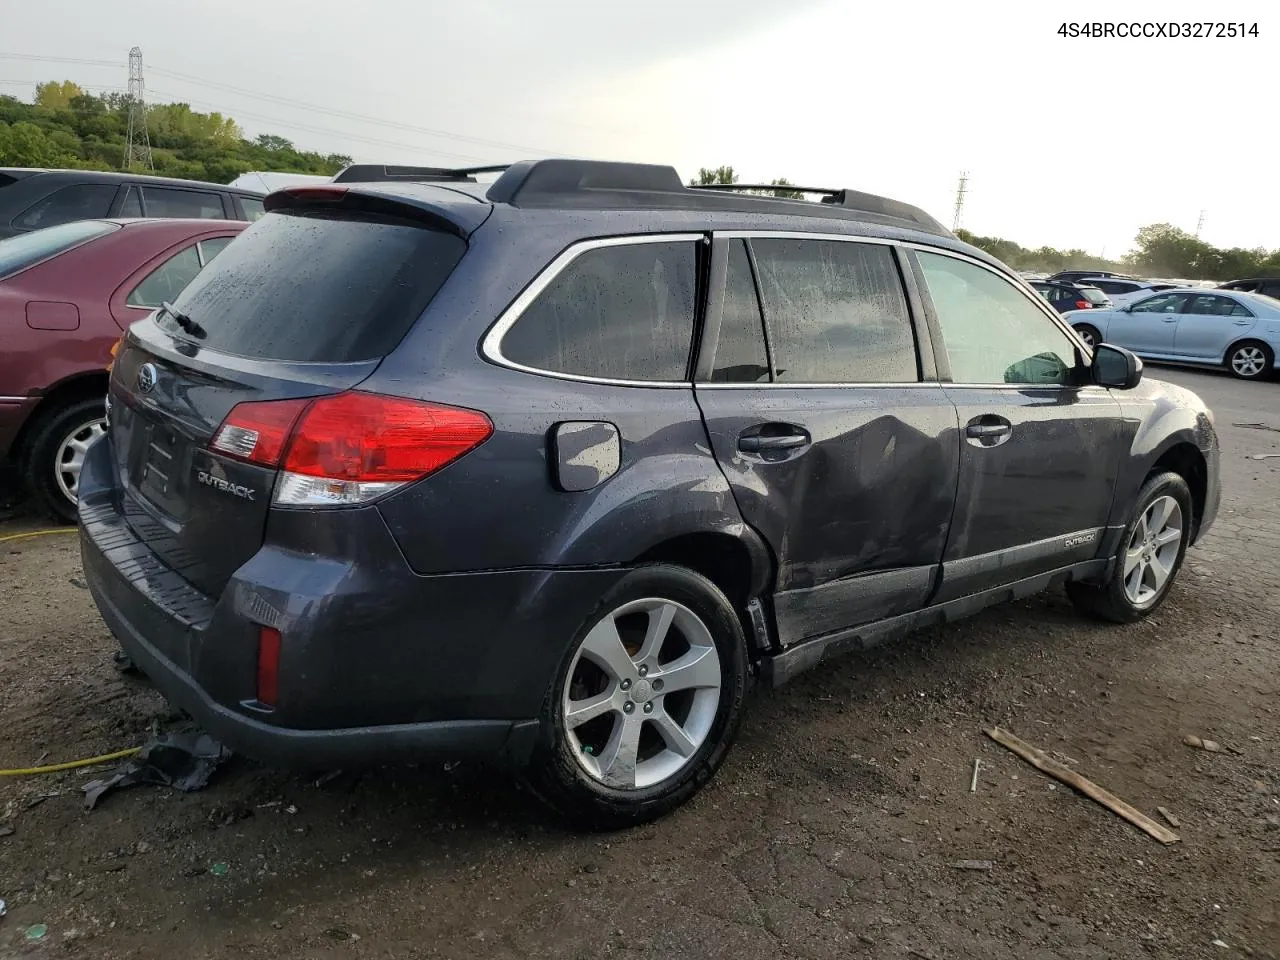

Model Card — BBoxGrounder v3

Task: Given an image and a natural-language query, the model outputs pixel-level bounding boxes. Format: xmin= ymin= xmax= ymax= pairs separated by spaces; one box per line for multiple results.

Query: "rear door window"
xmin=238 ymin=197 xmax=266 ymax=221
xmin=14 ymin=183 xmax=118 ymax=230
xmin=0 ymin=219 xmax=119 ymax=279
xmin=1259 ymin=283 xmax=1280 ymax=300
xmin=162 ymin=210 xmax=466 ymax=362
xmin=1131 ymin=293 xmax=1192 ymax=313
xmin=140 ymin=187 xmax=225 ymax=220
xmin=126 ymin=246 xmax=203 ymax=308
xmin=500 ymin=239 xmax=698 ymax=382
xmin=750 ymin=238 xmax=918 ymax=383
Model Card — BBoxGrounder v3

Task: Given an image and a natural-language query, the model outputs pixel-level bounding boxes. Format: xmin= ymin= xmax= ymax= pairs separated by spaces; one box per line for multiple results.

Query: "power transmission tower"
xmin=952 ymin=171 xmax=968 ymax=231
xmin=1195 ymin=210 xmax=1206 ymax=237
xmin=123 ymin=46 xmax=154 ymax=171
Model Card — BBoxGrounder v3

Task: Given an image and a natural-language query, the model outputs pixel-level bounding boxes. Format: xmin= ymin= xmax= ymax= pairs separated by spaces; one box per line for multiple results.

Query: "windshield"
xmin=0 ymin=219 xmax=118 ymax=280
xmin=1078 ymin=287 xmax=1108 ymax=304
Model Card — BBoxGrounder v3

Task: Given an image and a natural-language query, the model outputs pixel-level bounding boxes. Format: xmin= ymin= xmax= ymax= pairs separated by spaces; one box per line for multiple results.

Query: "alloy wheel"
xmin=54 ymin=418 xmax=106 ymax=505
xmin=1230 ymin=345 xmax=1267 ymax=378
xmin=1123 ymin=495 xmax=1183 ymax=606
xmin=562 ymin=597 xmax=722 ymax=790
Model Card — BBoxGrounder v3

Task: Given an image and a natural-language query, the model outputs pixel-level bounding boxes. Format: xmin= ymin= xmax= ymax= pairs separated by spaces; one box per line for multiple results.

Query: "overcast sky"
xmin=3 ymin=0 xmax=1276 ymax=257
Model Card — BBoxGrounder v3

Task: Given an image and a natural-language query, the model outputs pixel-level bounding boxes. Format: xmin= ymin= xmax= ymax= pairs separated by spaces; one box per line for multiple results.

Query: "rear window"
xmin=1078 ymin=287 xmax=1108 ymax=304
xmin=0 ymin=219 xmax=118 ymax=279
xmin=14 ymin=183 xmax=117 ymax=230
xmin=162 ymin=210 xmax=465 ymax=362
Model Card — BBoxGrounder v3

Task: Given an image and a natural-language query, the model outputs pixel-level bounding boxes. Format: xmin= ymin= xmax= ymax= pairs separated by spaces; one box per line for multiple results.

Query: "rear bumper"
xmin=0 ymin=396 xmax=38 ymax=459
xmin=78 ymin=436 xmax=626 ymax=769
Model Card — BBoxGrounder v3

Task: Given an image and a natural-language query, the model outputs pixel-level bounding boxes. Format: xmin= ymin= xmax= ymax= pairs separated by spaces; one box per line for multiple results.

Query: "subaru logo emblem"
xmin=136 ymin=363 xmax=158 ymax=394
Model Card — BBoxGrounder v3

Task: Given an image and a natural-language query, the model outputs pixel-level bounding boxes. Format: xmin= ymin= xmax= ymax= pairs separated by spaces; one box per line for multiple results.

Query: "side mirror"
xmin=1092 ymin=343 xmax=1143 ymax=389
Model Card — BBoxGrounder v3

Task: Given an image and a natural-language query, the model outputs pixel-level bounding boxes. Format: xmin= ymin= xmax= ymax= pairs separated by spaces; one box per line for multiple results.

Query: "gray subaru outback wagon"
xmin=79 ymin=159 xmax=1220 ymax=828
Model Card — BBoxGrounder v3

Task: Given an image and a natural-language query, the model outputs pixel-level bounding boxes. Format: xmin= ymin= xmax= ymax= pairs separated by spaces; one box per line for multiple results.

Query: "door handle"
xmin=965 ymin=415 xmax=1012 ymax=447
xmin=1161 ymin=317 xmax=1178 ymax=323
xmin=1232 ymin=319 xmax=1251 ymax=325
xmin=738 ymin=434 xmax=809 ymax=453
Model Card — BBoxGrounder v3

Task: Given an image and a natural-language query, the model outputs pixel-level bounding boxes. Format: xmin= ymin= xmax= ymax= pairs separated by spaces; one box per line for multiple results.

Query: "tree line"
xmin=0 ymin=81 xmax=350 ymax=184
xmin=694 ymin=165 xmax=1277 ymax=282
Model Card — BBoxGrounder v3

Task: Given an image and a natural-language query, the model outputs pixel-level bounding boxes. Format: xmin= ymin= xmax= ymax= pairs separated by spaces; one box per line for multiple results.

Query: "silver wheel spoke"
xmin=579 ymin=617 xmax=638 ymax=683
xmin=565 ymin=690 xmax=616 ymax=730
xmin=1148 ymin=497 xmax=1170 ymax=533
xmin=636 ymin=602 xmax=676 ymax=666
xmin=596 ymin=715 xmax=643 ymax=788
xmin=1148 ymin=553 xmax=1171 ymax=591
xmin=1155 ymin=526 xmax=1181 ymax=548
xmin=1125 ymin=562 xmax=1145 ymax=599
xmin=656 ymin=645 xmax=720 ymax=693
xmin=651 ymin=707 xmax=698 ymax=757
xmin=1123 ymin=545 xmax=1144 ymax=577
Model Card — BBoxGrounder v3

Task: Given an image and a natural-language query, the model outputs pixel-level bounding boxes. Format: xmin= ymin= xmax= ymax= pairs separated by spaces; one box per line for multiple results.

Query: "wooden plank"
xmin=984 ymin=727 xmax=1180 ymax=845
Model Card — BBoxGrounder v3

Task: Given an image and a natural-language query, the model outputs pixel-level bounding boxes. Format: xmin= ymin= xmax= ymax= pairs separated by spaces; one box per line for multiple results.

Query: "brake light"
xmin=1075 ymin=300 xmax=1091 ymax=310
xmin=212 ymin=398 xmax=309 ymax=466
xmin=256 ymin=626 xmax=282 ymax=707
xmin=209 ymin=392 xmax=493 ymax=506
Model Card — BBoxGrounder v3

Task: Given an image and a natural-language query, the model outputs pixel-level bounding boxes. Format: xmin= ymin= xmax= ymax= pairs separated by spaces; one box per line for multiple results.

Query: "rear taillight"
xmin=1074 ymin=300 xmax=1091 ymax=310
xmin=210 ymin=392 xmax=493 ymax=506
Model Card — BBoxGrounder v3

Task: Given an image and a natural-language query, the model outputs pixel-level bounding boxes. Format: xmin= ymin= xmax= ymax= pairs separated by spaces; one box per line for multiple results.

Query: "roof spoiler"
xmin=332 ymin=164 xmax=510 ymax=184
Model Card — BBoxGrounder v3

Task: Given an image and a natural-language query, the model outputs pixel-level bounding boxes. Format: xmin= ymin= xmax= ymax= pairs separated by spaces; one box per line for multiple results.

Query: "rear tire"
xmin=526 ymin=564 xmax=749 ymax=830
xmin=22 ymin=396 xmax=107 ymax=524
xmin=1072 ymin=324 xmax=1101 ymax=350
xmin=1067 ymin=471 xmax=1192 ymax=623
xmin=1225 ymin=340 xmax=1273 ymax=380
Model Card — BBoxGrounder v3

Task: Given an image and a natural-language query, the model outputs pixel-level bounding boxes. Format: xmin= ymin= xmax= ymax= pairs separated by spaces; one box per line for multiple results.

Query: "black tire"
xmin=1066 ymin=471 xmax=1192 ymax=623
xmin=1072 ymin=324 xmax=1102 ymax=350
xmin=1224 ymin=340 xmax=1274 ymax=381
xmin=22 ymin=396 xmax=107 ymax=524
xmin=526 ymin=564 xmax=749 ymax=830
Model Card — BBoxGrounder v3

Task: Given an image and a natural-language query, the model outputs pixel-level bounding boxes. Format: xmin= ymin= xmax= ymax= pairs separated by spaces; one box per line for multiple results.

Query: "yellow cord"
xmin=0 ymin=528 xmax=77 ymax=545
xmin=0 ymin=747 xmax=142 ymax=777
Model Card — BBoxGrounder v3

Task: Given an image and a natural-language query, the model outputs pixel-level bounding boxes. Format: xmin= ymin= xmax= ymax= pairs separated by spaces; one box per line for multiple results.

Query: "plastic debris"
xmin=25 ymin=924 xmax=48 ymax=941
xmin=209 ymin=863 xmax=229 ymax=877
xmin=82 ymin=731 xmax=231 ymax=810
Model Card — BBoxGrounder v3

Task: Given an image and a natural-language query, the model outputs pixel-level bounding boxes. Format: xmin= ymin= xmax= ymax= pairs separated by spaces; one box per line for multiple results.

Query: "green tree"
xmin=766 ymin=177 xmax=804 ymax=200
xmin=691 ymin=165 xmax=737 ymax=186
xmin=34 ymin=81 xmax=85 ymax=111
xmin=0 ymin=121 xmax=71 ymax=166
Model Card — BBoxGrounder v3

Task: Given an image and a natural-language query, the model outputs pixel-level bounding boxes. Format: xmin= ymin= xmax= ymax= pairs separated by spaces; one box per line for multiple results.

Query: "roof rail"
xmin=486 ymin=160 xmax=952 ymax=237
xmin=332 ymin=163 xmax=510 ymax=184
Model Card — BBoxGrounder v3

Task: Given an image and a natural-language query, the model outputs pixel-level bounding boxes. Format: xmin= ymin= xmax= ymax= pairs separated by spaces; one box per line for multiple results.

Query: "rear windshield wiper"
xmin=158 ymin=301 xmax=207 ymax=340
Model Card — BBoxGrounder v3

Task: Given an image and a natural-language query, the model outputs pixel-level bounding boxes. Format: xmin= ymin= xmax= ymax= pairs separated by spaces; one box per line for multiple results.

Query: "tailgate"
xmin=109 ymin=329 xmax=378 ymax=597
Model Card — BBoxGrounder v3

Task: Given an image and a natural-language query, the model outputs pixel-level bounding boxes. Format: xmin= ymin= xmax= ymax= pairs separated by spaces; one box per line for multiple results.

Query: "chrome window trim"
xmin=479 ymin=233 xmax=705 ymax=388
xmin=905 ymin=242 xmax=1099 ymax=373
xmin=697 ymin=381 xmax=938 ymax=390
xmin=0 ymin=395 xmax=30 ymax=402
xmin=715 ymin=230 xmax=898 ymax=246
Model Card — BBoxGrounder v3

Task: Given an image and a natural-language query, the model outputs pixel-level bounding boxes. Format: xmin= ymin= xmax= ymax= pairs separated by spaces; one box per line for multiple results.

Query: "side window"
xmin=14 ymin=184 xmax=118 ymax=230
xmin=917 ymin=251 xmax=1079 ymax=386
xmin=239 ymin=197 xmax=266 ymax=221
xmin=1131 ymin=293 xmax=1190 ymax=314
xmin=1228 ymin=300 xmax=1254 ymax=317
xmin=1188 ymin=294 xmax=1250 ymax=317
xmin=500 ymin=240 xmax=697 ymax=381
xmin=198 ymin=237 xmax=233 ymax=265
xmin=751 ymin=238 xmax=917 ymax=383
xmin=126 ymin=246 xmax=203 ymax=308
xmin=1258 ymin=283 xmax=1280 ymax=301
xmin=118 ymin=187 xmax=143 ymax=218
xmin=141 ymin=187 xmax=225 ymax=220
xmin=707 ymin=240 xmax=770 ymax=383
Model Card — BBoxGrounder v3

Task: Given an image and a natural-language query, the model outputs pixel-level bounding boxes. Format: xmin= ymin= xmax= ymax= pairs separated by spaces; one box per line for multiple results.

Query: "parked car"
xmin=1048 ymin=270 xmax=1138 ymax=283
xmin=0 ymin=217 xmax=247 ymax=520
xmin=1066 ymin=288 xmax=1280 ymax=380
xmin=1077 ymin=277 xmax=1180 ymax=308
xmin=1218 ymin=277 xmax=1280 ymax=300
xmin=80 ymin=159 xmax=1220 ymax=829
xmin=0 ymin=169 xmax=264 ymax=241
xmin=1029 ymin=279 xmax=1111 ymax=317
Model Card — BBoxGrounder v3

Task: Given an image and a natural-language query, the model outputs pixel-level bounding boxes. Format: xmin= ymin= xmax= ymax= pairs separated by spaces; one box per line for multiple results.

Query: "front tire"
xmin=1072 ymin=324 xmax=1101 ymax=350
xmin=526 ymin=564 xmax=749 ymax=830
xmin=1067 ymin=471 xmax=1192 ymax=623
xmin=1225 ymin=340 xmax=1273 ymax=380
xmin=22 ymin=396 xmax=107 ymax=524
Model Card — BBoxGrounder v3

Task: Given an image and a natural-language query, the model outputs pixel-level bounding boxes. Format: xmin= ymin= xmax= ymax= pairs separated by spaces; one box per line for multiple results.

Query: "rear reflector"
xmin=256 ymin=626 xmax=282 ymax=707
xmin=209 ymin=392 xmax=493 ymax=506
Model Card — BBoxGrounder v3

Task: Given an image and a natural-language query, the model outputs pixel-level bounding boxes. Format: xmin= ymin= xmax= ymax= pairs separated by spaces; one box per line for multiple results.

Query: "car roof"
xmin=105 ymin=217 xmax=250 ymax=232
xmin=269 ymin=159 xmax=1008 ymax=271
xmin=0 ymin=167 xmax=264 ymax=196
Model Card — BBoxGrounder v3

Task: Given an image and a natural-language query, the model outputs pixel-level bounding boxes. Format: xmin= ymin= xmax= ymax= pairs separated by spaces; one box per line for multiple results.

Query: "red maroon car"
xmin=0 ymin=217 xmax=247 ymax=520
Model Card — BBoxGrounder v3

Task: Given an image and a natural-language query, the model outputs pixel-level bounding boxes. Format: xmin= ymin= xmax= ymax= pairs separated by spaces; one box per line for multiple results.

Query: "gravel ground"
xmin=1 ymin=366 xmax=1277 ymax=959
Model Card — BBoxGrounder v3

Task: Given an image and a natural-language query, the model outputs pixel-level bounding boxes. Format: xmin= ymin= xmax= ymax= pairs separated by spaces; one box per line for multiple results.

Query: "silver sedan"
xmin=1066 ymin=288 xmax=1280 ymax=381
